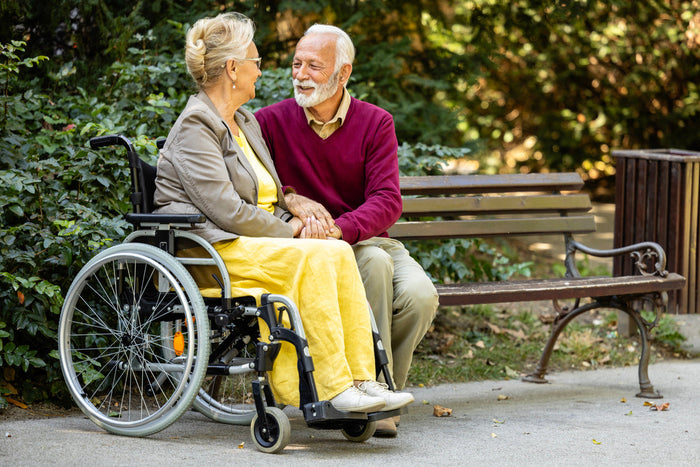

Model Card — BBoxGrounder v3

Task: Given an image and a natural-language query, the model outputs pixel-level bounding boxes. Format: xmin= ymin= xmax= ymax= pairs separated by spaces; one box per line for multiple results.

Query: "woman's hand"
xmin=299 ymin=216 xmax=327 ymax=239
xmin=284 ymin=193 xmax=339 ymax=237
xmin=289 ymin=217 xmax=304 ymax=237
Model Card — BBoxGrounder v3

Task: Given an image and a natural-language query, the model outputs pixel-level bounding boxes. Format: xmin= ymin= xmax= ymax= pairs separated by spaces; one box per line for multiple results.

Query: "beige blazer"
xmin=154 ymin=91 xmax=294 ymax=245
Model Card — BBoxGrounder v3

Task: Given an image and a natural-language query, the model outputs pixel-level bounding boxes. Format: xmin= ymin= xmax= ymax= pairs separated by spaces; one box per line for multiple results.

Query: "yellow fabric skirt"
xmin=180 ymin=236 xmax=375 ymax=406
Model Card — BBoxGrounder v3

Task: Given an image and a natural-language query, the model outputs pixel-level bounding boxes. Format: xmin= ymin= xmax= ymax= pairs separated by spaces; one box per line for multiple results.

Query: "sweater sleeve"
xmin=334 ymin=113 xmax=402 ymax=244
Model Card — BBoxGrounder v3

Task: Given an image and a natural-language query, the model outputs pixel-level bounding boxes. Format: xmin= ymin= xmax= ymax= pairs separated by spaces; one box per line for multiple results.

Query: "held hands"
xmin=285 ymin=193 xmax=342 ymax=239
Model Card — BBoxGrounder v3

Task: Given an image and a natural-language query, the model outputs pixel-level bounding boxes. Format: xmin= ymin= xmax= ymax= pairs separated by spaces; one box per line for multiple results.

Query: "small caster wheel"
xmin=341 ymin=419 xmax=376 ymax=442
xmin=250 ymin=407 xmax=291 ymax=454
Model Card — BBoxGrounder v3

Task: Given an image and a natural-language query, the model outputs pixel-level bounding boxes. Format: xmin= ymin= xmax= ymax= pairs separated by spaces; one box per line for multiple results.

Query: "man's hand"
xmin=284 ymin=192 xmax=339 ymax=237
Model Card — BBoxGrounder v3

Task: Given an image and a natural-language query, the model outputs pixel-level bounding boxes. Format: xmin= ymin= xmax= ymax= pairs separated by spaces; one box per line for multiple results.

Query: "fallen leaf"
xmin=504 ymin=366 xmax=520 ymax=379
xmin=624 ymin=411 xmax=633 ymax=416
xmin=3 ymin=367 xmax=16 ymax=382
xmin=491 ymin=433 xmax=497 ymax=438
xmin=238 ymin=442 xmax=245 ymax=449
xmin=538 ymin=312 xmax=556 ymax=324
xmin=643 ymin=401 xmax=653 ymax=406
xmin=486 ymin=322 xmax=504 ymax=335
xmin=497 ymin=394 xmax=509 ymax=401
xmin=437 ymin=333 xmax=456 ymax=352
xmin=6 ymin=397 xmax=27 ymax=409
xmin=503 ymin=328 xmax=526 ymax=340
xmin=465 ymin=349 xmax=474 ymax=359
xmin=475 ymin=340 xmax=485 ymax=349
xmin=433 ymin=404 xmax=452 ymax=417
xmin=418 ymin=383 xmax=424 ymax=388
xmin=492 ymin=419 xmax=505 ymax=424
xmin=1 ymin=379 xmax=18 ymax=395
xmin=650 ymin=402 xmax=670 ymax=412
xmin=620 ymin=398 xmax=627 ymax=403
xmin=592 ymin=439 xmax=601 ymax=445
xmin=422 ymin=400 xmax=430 ymax=405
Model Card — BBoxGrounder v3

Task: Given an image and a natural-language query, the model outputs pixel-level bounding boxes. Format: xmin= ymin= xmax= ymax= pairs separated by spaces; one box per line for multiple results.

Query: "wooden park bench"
xmin=388 ymin=172 xmax=686 ymax=398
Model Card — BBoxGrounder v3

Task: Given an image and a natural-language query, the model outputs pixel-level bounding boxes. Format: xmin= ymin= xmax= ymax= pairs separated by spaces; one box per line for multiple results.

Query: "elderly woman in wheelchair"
xmin=58 ymin=12 xmax=411 ymax=454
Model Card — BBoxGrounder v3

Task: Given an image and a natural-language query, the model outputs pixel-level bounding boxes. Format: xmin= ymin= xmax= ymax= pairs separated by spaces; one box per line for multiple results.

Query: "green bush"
xmin=0 ymin=40 xmax=184 ymax=406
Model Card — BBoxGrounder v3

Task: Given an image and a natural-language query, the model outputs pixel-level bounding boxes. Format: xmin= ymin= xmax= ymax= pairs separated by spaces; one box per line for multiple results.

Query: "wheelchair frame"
xmin=57 ymin=135 xmax=402 ymax=454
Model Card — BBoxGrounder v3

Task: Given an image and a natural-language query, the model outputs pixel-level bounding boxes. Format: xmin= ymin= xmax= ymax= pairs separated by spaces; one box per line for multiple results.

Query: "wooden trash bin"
xmin=613 ymin=148 xmax=700 ymax=315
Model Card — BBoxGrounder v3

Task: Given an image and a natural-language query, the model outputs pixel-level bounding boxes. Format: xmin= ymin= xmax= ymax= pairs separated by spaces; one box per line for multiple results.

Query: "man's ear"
xmin=339 ymin=63 xmax=352 ymax=86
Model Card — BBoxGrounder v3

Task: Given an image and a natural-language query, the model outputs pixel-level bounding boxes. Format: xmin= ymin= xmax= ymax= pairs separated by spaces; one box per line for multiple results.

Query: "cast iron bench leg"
xmin=522 ymin=299 xmax=662 ymax=399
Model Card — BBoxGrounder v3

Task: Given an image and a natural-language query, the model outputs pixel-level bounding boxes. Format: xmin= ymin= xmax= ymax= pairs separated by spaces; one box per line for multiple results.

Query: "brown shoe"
xmin=374 ymin=417 xmax=397 ymax=438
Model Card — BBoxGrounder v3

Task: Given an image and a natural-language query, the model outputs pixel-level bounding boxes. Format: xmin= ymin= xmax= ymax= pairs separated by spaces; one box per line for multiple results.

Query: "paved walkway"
xmin=2 ymin=360 xmax=699 ymax=465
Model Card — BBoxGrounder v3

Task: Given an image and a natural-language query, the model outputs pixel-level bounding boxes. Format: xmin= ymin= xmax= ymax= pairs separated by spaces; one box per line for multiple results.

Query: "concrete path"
xmin=3 ymin=360 xmax=699 ymax=466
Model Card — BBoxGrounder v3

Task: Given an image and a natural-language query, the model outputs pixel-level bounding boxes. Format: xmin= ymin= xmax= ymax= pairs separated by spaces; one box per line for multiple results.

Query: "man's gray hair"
xmin=304 ymin=24 xmax=355 ymax=73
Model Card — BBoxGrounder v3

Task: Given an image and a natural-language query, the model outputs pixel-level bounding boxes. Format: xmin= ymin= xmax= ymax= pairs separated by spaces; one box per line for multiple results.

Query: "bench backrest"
xmin=389 ymin=173 xmax=596 ymax=240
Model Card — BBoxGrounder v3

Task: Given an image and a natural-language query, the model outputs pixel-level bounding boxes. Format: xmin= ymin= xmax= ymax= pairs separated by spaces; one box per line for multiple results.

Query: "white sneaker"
xmin=357 ymin=381 xmax=415 ymax=411
xmin=330 ymin=386 xmax=386 ymax=413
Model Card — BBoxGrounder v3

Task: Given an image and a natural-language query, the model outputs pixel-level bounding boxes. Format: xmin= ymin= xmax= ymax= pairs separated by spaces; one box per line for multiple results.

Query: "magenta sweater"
xmin=256 ymin=98 xmax=402 ymax=244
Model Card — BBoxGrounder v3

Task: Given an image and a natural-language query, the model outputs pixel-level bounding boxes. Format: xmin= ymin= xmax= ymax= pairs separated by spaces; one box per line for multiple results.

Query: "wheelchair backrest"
xmin=133 ymin=158 xmax=157 ymax=214
xmin=89 ymin=135 xmax=160 ymax=214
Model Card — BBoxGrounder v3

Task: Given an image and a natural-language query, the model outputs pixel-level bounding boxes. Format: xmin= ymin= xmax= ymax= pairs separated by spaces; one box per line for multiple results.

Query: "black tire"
xmin=250 ymin=407 xmax=291 ymax=454
xmin=341 ymin=419 xmax=377 ymax=442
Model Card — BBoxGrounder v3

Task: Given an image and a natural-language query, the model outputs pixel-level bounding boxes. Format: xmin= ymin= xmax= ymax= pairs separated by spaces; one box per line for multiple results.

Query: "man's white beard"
xmin=293 ymin=70 xmax=341 ymax=108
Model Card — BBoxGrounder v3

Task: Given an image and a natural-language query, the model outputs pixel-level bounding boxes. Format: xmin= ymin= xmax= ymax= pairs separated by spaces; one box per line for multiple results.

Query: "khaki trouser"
xmin=353 ymin=237 xmax=439 ymax=390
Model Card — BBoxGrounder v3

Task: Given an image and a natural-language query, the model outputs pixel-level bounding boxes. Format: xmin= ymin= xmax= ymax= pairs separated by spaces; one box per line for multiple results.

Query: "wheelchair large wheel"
xmin=191 ymin=324 xmax=258 ymax=425
xmin=58 ymin=243 xmax=210 ymax=437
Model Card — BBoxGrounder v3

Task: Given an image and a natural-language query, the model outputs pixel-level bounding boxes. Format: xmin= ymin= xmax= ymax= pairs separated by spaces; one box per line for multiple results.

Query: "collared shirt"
xmin=303 ymin=88 xmax=351 ymax=139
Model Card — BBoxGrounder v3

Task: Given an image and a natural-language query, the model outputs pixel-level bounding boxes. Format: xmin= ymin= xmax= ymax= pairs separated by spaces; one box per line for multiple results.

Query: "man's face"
xmin=292 ymin=33 xmax=341 ymax=108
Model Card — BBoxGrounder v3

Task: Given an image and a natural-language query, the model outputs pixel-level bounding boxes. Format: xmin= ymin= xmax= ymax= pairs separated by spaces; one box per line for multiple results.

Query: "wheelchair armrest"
xmin=125 ymin=213 xmax=206 ymax=226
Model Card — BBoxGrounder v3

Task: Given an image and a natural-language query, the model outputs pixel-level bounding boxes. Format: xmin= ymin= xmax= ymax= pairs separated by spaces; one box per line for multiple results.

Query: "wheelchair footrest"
xmin=367 ymin=407 xmax=405 ymax=423
xmin=302 ymin=402 xmax=407 ymax=429
xmin=302 ymin=401 xmax=368 ymax=429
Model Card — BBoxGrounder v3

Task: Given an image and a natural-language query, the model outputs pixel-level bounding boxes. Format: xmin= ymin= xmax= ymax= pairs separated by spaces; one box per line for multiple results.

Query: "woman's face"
xmin=235 ymin=42 xmax=262 ymax=102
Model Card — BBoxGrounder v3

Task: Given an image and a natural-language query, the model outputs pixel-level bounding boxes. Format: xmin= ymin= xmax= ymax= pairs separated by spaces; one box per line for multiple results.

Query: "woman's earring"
xmin=232 ymin=83 xmax=236 ymax=90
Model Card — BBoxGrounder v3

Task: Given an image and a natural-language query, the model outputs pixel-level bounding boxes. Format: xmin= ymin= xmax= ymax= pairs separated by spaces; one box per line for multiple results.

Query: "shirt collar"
xmin=303 ymin=87 xmax=351 ymax=127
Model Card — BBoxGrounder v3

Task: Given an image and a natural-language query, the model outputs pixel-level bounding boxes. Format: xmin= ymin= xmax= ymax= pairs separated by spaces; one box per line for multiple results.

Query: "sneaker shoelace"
xmin=359 ymin=381 xmax=390 ymax=393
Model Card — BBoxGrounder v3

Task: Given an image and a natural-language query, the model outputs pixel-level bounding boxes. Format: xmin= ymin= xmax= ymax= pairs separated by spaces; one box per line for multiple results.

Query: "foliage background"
xmin=1 ymin=0 xmax=698 ymax=405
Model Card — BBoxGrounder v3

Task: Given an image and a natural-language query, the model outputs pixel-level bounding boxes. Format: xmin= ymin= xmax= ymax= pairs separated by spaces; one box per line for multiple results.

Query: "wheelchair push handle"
xmin=89 ymin=134 xmax=135 ymax=153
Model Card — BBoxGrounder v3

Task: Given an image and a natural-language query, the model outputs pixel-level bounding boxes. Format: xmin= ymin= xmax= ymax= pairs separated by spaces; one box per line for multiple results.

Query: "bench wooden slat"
xmin=435 ymin=273 xmax=686 ymax=306
xmin=401 ymin=194 xmax=592 ymax=217
xmin=399 ymin=173 xmax=584 ymax=196
xmin=388 ymin=215 xmax=596 ymax=240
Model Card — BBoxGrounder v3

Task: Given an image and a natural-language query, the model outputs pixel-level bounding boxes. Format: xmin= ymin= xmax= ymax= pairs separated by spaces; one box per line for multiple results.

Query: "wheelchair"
xmin=58 ymin=135 xmax=403 ymax=453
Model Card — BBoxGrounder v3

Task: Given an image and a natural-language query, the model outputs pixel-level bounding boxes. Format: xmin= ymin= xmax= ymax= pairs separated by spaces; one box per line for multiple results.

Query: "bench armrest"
xmin=565 ymin=237 xmax=669 ymax=278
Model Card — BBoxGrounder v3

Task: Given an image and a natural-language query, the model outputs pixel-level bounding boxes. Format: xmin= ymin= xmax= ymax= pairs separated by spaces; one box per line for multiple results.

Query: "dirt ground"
xmin=0 ymin=401 xmax=82 ymax=422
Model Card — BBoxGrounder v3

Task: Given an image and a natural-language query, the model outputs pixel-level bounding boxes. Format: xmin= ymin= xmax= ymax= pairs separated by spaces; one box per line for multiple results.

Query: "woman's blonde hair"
xmin=185 ymin=12 xmax=255 ymax=89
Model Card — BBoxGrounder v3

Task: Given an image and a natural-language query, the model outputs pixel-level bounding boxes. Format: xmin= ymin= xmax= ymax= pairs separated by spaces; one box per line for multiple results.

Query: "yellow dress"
xmin=182 ymin=132 xmax=375 ymax=406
